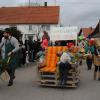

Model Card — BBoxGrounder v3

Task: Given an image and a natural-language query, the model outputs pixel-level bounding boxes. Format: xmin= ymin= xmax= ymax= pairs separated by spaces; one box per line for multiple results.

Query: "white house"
xmin=0 ymin=6 xmax=59 ymax=43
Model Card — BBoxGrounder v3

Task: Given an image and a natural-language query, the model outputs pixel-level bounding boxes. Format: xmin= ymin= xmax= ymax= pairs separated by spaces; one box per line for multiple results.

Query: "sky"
xmin=0 ymin=0 xmax=100 ymax=28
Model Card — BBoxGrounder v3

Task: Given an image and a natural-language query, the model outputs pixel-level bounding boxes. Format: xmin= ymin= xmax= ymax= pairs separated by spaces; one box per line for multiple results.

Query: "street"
xmin=0 ymin=62 xmax=100 ymax=100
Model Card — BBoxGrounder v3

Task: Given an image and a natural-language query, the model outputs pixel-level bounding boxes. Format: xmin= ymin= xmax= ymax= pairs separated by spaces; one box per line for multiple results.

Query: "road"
xmin=0 ymin=62 xmax=100 ymax=100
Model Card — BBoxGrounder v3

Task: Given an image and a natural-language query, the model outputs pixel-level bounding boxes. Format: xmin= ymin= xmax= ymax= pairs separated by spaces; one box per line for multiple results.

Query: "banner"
xmin=49 ymin=26 xmax=79 ymax=41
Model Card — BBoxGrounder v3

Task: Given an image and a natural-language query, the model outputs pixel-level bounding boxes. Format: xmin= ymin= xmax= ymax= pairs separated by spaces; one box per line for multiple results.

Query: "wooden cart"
xmin=37 ymin=46 xmax=80 ymax=88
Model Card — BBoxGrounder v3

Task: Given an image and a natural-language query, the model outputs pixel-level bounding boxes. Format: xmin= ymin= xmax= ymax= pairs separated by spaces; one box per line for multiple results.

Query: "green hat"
xmin=78 ymin=36 xmax=84 ymax=40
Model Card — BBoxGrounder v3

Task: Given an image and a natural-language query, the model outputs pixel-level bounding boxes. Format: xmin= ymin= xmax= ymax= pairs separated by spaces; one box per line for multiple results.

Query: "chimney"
xmin=44 ymin=2 xmax=47 ymax=7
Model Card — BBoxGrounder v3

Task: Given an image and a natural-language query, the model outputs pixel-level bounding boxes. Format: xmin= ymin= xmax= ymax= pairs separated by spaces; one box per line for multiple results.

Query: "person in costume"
xmin=93 ymin=38 xmax=100 ymax=80
xmin=0 ymin=28 xmax=20 ymax=86
xmin=85 ymin=39 xmax=94 ymax=70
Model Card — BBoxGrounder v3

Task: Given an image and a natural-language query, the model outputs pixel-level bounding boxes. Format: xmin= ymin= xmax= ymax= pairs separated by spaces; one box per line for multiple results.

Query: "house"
xmin=0 ymin=6 xmax=59 ymax=42
xmin=78 ymin=27 xmax=94 ymax=38
xmin=89 ymin=20 xmax=100 ymax=38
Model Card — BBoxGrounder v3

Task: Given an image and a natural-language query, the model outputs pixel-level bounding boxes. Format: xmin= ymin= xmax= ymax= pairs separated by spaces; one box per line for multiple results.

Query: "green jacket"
xmin=85 ymin=45 xmax=95 ymax=54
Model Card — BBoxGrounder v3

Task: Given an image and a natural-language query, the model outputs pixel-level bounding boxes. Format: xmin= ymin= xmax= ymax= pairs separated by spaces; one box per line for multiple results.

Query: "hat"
xmin=4 ymin=28 xmax=12 ymax=34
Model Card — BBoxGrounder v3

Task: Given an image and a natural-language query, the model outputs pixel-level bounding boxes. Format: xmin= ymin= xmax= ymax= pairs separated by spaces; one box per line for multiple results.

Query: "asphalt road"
xmin=0 ymin=62 xmax=100 ymax=100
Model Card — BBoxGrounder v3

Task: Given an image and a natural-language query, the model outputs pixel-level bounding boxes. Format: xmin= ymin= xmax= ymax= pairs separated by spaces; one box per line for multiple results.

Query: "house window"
xmin=46 ymin=25 xmax=50 ymax=30
xmin=29 ymin=25 xmax=32 ymax=30
xmin=9 ymin=25 xmax=17 ymax=29
xmin=42 ymin=24 xmax=50 ymax=30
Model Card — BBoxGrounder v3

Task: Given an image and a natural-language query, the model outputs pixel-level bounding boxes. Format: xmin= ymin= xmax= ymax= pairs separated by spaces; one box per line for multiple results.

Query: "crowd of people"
xmin=0 ymin=27 xmax=100 ymax=87
xmin=0 ymin=28 xmax=50 ymax=86
xmin=53 ymin=38 xmax=100 ymax=86
xmin=78 ymin=37 xmax=100 ymax=80
xmin=36 ymin=35 xmax=100 ymax=87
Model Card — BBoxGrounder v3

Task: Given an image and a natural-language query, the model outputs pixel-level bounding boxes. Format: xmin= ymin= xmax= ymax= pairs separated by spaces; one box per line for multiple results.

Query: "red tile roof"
xmin=0 ymin=6 xmax=59 ymax=24
xmin=80 ymin=28 xmax=94 ymax=37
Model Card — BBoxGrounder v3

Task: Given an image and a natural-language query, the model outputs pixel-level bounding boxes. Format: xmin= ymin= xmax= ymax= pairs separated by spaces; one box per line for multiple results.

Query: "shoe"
xmin=8 ymin=81 xmax=13 ymax=86
xmin=98 ymin=78 xmax=100 ymax=81
xmin=88 ymin=68 xmax=91 ymax=70
xmin=12 ymin=76 xmax=15 ymax=80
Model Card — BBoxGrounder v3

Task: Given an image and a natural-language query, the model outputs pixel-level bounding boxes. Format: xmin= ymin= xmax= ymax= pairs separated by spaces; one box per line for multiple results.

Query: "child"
xmin=58 ymin=51 xmax=72 ymax=86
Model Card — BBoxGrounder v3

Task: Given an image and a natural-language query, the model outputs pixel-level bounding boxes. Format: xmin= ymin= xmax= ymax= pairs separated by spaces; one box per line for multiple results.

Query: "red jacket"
xmin=42 ymin=39 xmax=48 ymax=49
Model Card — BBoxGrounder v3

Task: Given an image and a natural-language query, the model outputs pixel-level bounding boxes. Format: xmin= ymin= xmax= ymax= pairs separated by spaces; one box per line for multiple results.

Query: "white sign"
xmin=49 ymin=27 xmax=79 ymax=41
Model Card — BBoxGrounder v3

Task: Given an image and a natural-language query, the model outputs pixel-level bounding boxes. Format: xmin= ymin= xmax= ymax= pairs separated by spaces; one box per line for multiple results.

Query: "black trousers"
xmin=94 ymin=65 xmax=100 ymax=72
xmin=86 ymin=57 xmax=93 ymax=70
xmin=59 ymin=62 xmax=71 ymax=85
xmin=6 ymin=63 xmax=16 ymax=82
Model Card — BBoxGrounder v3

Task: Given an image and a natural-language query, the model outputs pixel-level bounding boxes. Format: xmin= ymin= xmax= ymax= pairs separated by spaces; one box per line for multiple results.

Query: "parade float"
xmin=37 ymin=27 xmax=80 ymax=88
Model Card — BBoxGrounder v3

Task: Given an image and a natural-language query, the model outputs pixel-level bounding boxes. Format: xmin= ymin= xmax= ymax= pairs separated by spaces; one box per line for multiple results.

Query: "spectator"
xmin=93 ymin=38 xmax=100 ymax=80
xmin=85 ymin=40 xmax=94 ymax=70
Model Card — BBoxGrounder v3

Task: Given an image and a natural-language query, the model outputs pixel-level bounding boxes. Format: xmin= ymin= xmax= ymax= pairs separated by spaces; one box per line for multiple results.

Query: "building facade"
xmin=0 ymin=6 xmax=59 ymax=42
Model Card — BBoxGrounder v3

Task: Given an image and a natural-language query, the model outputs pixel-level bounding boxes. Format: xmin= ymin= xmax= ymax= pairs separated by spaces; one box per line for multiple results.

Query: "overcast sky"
xmin=0 ymin=0 xmax=100 ymax=28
